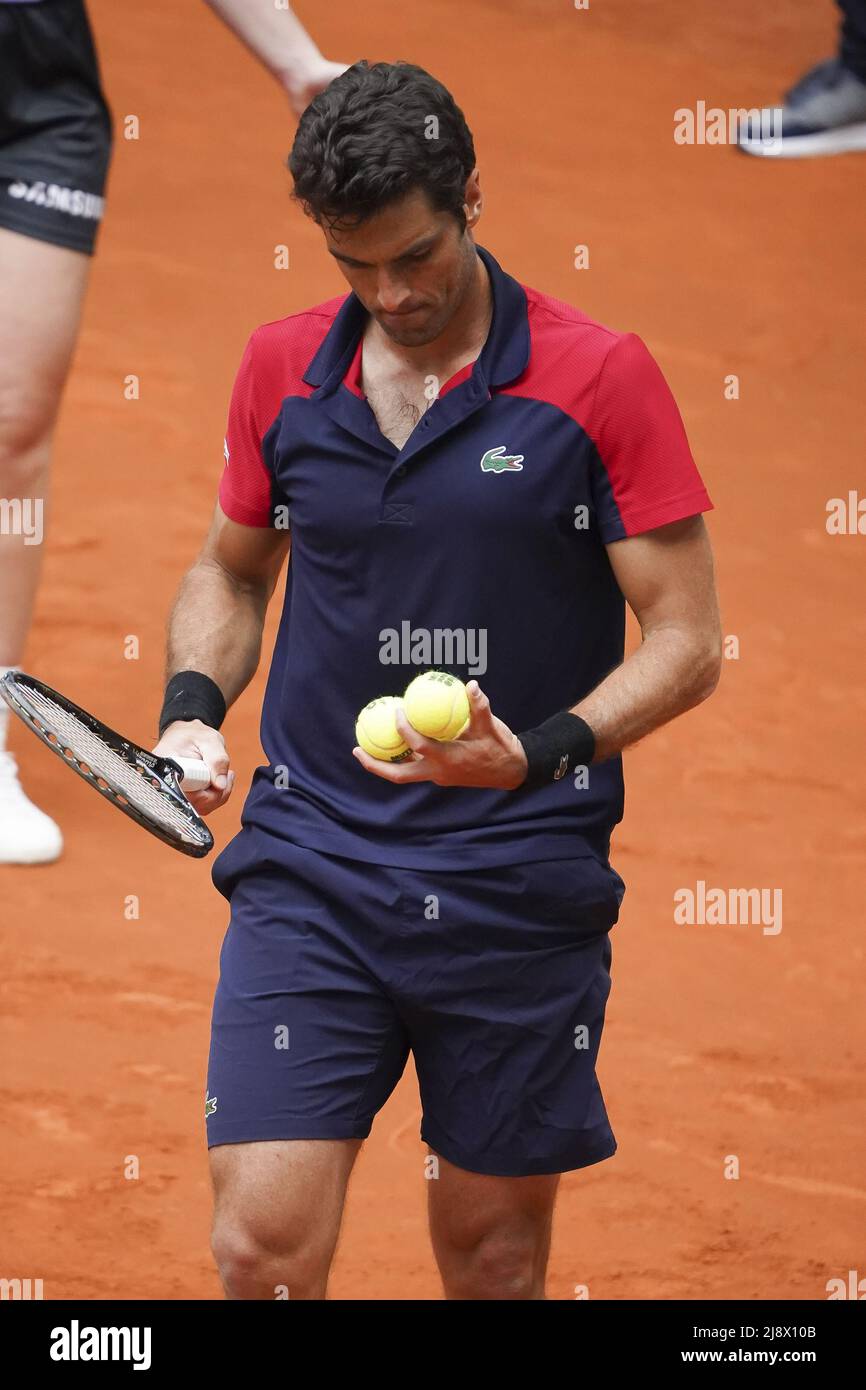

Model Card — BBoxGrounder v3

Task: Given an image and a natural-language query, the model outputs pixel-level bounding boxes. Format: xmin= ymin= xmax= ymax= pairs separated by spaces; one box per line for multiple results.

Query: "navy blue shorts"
xmin=206 ymin=830 xmax=625 ymax=1178
xmin=0 ymin=0 xmax=112 ymax=255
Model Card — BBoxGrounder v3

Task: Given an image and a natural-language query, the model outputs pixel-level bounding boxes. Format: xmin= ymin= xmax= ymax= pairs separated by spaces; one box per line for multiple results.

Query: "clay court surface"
xmin=2 ymin=0 xmax=864 ymax=1299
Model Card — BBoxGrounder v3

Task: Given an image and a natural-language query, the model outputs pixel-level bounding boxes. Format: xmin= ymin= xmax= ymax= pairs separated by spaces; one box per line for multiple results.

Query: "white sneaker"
xmin=0 ymin=751 xmax=64 ymax=864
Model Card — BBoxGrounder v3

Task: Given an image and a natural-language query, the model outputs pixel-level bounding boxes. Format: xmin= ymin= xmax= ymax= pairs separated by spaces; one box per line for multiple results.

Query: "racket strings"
xmin=17 ymin=685 xmax=197 ymax=837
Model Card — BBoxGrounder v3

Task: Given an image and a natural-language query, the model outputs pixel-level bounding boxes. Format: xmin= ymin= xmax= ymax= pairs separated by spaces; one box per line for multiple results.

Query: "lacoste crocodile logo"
xmin=480 ymin=445 xmax=524 ymax=473
xmin=205 ymin=1092 xmax=217 ymax=1118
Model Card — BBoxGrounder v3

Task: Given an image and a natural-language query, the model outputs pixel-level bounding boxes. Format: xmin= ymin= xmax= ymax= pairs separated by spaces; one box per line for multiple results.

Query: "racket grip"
xmin=175 ymin=757 xmax=213 ymax=792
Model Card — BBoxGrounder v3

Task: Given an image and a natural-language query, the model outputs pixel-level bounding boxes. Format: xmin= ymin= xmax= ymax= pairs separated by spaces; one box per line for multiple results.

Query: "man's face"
xmin=322 ymin=189 xmax=478 ymax=348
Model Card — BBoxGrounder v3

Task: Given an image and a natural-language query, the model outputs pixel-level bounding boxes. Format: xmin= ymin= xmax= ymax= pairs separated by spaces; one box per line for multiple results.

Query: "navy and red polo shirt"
xmin=217 ymin=243 xmax=712 ymax=870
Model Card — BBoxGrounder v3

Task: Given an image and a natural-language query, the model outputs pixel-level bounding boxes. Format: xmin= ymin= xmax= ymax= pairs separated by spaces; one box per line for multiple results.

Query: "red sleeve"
xmin=218 ymin=332 xmax=278 ymax=528
xmin=589 ymin=333 xmax=712 ymax=541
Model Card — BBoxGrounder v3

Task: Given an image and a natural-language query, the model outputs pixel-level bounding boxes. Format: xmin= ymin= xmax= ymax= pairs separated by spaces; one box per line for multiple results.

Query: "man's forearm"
xmin=573 ymin=625 xmax=721 ymax=762
xmin=165 ymin=557 xmax=268 ymax=711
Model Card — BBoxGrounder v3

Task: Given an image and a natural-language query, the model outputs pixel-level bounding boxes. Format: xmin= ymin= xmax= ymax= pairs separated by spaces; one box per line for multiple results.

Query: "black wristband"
xmin=158 ymin=671 xmax=227 ymax=737
xmin=516 ymin=711 xmax=595 ymax=790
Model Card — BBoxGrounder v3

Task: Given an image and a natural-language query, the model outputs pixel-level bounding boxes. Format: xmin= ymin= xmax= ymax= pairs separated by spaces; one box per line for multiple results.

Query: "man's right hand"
xmin=153 ymin=719 xmax=235 ymax=817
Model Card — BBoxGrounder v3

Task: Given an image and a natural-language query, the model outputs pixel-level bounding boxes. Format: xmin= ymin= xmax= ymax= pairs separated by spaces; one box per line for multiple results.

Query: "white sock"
xmin=0 ymin=666 xmax=20 ymax=753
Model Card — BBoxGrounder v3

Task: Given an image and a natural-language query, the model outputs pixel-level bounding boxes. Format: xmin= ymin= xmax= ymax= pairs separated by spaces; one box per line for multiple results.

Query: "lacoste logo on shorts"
xmin=7 ymin=180 xmax=105 ymax=222
xmin=205 ymin=1091 xmax=217 ymax=1117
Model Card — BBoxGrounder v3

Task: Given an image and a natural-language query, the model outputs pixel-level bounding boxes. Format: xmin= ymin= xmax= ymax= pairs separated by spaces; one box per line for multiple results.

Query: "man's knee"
xmin=442 ymin=1226 xmax=544 ymax=1300
xmin=211 ymin=1216 xmax=331 ymax=1301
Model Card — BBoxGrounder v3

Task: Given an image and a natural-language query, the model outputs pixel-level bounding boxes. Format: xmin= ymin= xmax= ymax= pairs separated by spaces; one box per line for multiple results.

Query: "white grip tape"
xmin=175 ymin=757 xmax=212 ymax=792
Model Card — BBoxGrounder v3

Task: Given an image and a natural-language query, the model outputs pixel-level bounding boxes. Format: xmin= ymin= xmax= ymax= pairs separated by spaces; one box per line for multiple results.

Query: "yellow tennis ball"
xmin=403 ymin=671 xmax=470 ymax=741
xmin=355 ymin=696 xmax=412 ymax=762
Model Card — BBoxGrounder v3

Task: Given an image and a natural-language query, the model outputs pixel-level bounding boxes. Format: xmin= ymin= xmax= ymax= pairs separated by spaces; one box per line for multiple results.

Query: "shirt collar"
xmin=302 ymin=242 xmax=530 ymax=394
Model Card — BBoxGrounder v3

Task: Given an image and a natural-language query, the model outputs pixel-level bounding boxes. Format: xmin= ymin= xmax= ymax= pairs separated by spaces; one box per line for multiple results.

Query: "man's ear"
xmin=464 ymin=168 xmax=482 ymax=228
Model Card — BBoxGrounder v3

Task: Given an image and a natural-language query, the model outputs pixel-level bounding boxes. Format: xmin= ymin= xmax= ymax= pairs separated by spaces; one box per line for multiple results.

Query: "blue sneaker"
xmin=737 ymin=58 xmax=866 ymax=158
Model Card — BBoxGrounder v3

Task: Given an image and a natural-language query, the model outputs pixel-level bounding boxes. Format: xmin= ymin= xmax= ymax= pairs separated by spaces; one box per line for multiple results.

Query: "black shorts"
xmin=0 ymin=0 xmax=112 ymax=255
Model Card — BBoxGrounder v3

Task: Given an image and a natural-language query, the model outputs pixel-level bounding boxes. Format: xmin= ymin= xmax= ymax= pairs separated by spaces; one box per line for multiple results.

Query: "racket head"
xmin=0 ymin=671 xmax=214 ymax=858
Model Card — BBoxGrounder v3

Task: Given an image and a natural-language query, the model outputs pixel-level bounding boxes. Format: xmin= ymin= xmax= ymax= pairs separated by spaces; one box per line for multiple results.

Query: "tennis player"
xmin=155 ymin=61 xmax=722 ymax=1300
xmin=0 ymin=0 xmax=345 ymax=863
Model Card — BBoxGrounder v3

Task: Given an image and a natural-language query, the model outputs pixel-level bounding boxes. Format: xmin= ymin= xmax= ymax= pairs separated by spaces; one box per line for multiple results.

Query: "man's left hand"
xmin=352 ymin=681 xmax=528 ymax=789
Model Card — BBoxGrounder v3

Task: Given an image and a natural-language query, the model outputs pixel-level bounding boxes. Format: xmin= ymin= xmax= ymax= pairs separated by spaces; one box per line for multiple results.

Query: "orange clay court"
xmin=1 ymin=0 xmax=864 ymax=1300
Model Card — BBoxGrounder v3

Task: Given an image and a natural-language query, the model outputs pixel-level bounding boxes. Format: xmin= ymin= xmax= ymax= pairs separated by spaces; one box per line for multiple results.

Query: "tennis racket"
xmin=0 ymin=671 xmax=214 ymax=858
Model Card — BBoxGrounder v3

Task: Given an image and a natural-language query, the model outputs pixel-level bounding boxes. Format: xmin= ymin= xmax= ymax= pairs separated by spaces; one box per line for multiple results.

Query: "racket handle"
xmin=174 ymin=757 xmax=213 ymax=792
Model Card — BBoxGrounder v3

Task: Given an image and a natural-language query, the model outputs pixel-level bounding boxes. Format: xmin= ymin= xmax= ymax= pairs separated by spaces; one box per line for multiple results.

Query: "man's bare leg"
xmin=427 ymin=1151 xmax=560 ymax=1300
xmin=210 ymin=1138 xmax=363 ymax=1300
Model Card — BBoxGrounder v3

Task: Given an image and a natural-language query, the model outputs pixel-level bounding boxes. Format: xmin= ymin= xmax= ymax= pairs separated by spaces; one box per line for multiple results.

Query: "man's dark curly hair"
xmin=288 ymin=61 xmax=476 ymax=234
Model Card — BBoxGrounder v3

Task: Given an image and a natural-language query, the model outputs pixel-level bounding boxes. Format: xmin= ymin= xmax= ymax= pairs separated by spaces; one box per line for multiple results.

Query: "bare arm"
xmin=155 ymin=501 xmax=290 ymax=812
xmin=203 ymin=0 xmax=348 ymax=114
xmin=574 ymin=514 xmax=722 ymax=760
xmin=165 ymin=500 xmax=289 ymax=701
